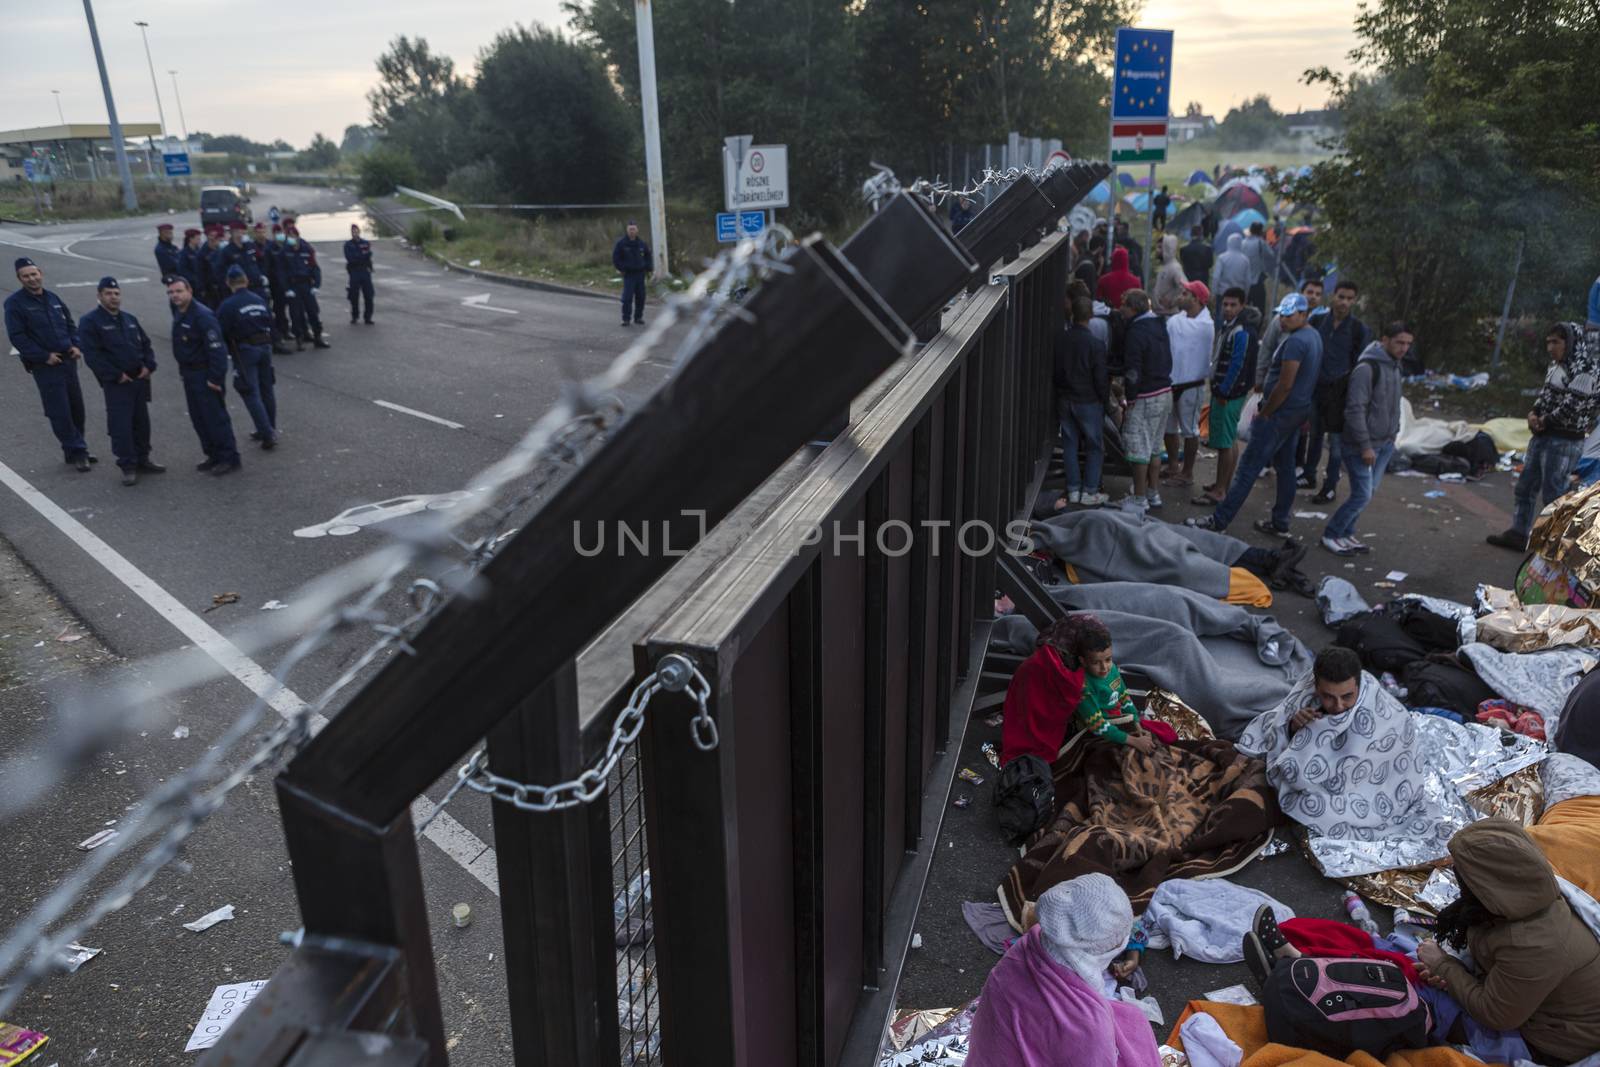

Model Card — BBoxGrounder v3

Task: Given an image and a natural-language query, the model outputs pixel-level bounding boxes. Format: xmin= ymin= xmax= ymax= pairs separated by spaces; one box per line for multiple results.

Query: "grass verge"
xmin=0 ymin=181 xmax=197 ymax=222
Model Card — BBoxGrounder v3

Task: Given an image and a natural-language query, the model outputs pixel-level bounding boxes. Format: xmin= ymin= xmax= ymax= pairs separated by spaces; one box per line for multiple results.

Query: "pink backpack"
xmin=1262 ymin=957 xmax=1433 ymax=1058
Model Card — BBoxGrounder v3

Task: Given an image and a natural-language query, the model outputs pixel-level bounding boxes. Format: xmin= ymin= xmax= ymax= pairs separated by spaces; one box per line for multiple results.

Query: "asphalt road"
xmin=0 ymin=184 xmax=680 ymax=1064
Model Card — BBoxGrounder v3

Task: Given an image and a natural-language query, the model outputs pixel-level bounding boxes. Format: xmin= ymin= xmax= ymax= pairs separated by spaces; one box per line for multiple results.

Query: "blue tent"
xmin=1117 ymin=172 xmax=1136 ymax=188
xmin=1231 ymin=207 xmax=1268 ymax=232
xmin=1084 ymin=181 xmax=1112 ymax=204
xmin=1186 ymin=169 xmax=1212 ymax=187
xmin=1123 ymin=192 xmax=1151 ymax=213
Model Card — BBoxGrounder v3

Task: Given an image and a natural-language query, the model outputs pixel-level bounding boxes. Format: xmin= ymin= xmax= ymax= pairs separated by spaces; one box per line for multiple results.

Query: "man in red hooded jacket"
xmin=1095 ymin=246 xmax=1140 ymax=311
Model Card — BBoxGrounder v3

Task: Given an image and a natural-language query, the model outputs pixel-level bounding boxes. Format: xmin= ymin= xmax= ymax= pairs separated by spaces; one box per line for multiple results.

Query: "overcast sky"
xmin=2 ymin=0 xmax=1359 ymax=146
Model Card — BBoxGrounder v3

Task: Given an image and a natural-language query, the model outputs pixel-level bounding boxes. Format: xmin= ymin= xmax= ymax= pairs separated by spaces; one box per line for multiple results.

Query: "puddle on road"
xmin=266 ymin=208 xmax=377 ymax=243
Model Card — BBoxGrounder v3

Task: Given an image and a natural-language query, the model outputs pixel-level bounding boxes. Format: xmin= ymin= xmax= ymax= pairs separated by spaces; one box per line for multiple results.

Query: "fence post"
xmin=485 ymin=659 xmax=620 ymax=1066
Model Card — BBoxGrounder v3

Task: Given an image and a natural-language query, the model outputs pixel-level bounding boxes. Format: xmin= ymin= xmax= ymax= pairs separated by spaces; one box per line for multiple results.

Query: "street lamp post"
xmin=51 ymin=91 xmax=77 ymax=180
xmin=133 ymin=20 xmax=169 ymax=146
xmin=169 ymin=70 xmax=188 ymax=146
xmin=81 ymin=0 xmax=137 ymax=211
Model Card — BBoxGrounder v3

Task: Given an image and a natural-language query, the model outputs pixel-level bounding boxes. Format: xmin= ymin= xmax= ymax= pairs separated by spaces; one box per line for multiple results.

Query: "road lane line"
xmin=373 ymin=400 xmax=465 ymax=429
xmin=0 ymin=456 xmax=499 ymax=895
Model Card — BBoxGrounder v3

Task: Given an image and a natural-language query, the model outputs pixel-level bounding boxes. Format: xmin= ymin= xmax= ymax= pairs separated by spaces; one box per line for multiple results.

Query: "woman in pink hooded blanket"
xmin=968 ymin=873 xmax=1162 ymax=1067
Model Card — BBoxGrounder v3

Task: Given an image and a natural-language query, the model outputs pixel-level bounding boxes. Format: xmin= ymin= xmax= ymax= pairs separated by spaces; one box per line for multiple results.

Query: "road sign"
xmin=1111 ymin=27 xmax=1174 ymax=121
xmin=715 ymin=212 xmax=739 ymax=243
xmin=162 ymin=152 xmax=191 ymax=177
xmin=22 ymin=159 xmax=34 ymax=180
xmin=1110 ymin=121 xmax=1169 ymax=164
xmin=722 ymin=142 xmax=789 ymax=212
xmin=738 ymin=211 xmax=766 ymax=238
xmin=268 ymin=206 xmax=281 ymax=224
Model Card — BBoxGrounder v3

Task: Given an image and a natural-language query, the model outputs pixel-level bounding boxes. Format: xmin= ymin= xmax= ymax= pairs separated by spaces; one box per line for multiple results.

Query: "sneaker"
xmin=1296 ymin=472 xmax=1316 ymax=489
xmin=1184 ymin=515 xmax=1221 ymax=530
xmin=1345 ymin=536 xmax=1371 ymax=554
xmin=1243 ymin=931 xmax=1273 ymax=989
xmin=1253 ymin=518 xmax=1290 ymax=537
xmin=1118 ymin=494 xmax=1147 ymax=514
xmin=1066 ymin=489 xmax=1082 ymax=505
xmin=1312 ymin=488 xmax=1336 ymax=504
xmin=1080 ymin=490 xmax=1109 ymax=506
xmin=1253 ymin=903 xmax=1290 ymax=955
xmin=1486 ymin=529 xmax=1529 ymax=551
xmin=1145 ymin=492 xmax=1164 ymax=510
xmin=1322 ymin=535 xmax=1356 ymax=557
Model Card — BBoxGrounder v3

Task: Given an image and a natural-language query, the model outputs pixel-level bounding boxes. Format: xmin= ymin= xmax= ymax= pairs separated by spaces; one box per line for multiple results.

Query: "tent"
xmin=1231 ymin=207 xmax=1268 ymax=233
xmin=1117 ymin=172 xmax=1136 ymax=188
xmin=1214 ymin=182 xmax=1268 ymax=222
xmin=1168 ymin=201 xmax=1208 ymax=236
xmin=1123 ymin=192 xmax=1151 ymax=213
xmin=1186 ymin=169 xmax=1212 ymax=187
xmin=1084 ymin=181 xmax=1112 ymax=205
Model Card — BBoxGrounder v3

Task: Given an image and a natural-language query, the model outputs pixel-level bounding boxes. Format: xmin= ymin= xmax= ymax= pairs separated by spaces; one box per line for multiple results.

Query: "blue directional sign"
xmin=269 ymin=206 xmax=281 ymax=224
xmin=1110 ymin=28 xmax=1174 ymax=121
xmin=22 ymin=159 xmax=35 ymax=180
xmin=162 ymin=152 xmax=191 ymax=177
xmin=715 ymin=212 xmax=738 ymax=243
xmin=737 ymin=210 xmax=766 ymax=238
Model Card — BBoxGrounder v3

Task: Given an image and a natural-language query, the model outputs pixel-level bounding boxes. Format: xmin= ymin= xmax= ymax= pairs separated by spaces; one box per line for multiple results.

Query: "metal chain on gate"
xmin=427 ymin=653 xmax=717 ymax=824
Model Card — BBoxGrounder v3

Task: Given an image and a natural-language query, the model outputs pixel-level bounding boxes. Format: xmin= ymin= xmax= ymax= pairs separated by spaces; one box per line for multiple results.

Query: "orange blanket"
xmin=1167 ymin=1001 xmax=1496 ymax=1067
xmin=1526 ymin=794 xmax=1600 ymax=900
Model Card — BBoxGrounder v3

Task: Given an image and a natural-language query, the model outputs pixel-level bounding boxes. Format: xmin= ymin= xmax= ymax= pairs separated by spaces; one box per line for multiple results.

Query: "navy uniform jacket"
xmin=78 ymin=306 xmax=157 ymax=385
xmin=154 ymin=238 xmax=182 ymax=279
xmin=344 ymin=237 xmax=373 ymax=274
xmin=221 ymin=242 xmax=264 ymax=289
xmin=170 ymin=300 xmax=230 ymax=385
xmin=612 ymin=236 xmax=652 ymax=274
xmin=280 ymin=241 xmax=321 ymax=288
xmin=201 ymin=243 xmax=229 ymax=294
xmin=217 ymin=288 xmax=275 ymax=348
xmin=177 ymin=245 xmax=204 ymax=293
xmin=4 ymin=287 xmax=79 ymax=368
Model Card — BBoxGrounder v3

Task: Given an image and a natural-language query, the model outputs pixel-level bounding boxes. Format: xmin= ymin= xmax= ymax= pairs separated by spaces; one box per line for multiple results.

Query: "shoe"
xmin=364 ymin=319 xmax=374 ymax=325
xmin=1296 ymin=473 xmax=1316 ymax=489
xmin=1184 ymin=515 xmax=1221 ymax=530
xmin=295 ymin=340 xmax=305 ymax=352
xmin=1312 ymin=488 xmax=1336 ymax=504
xmin=1145 ymin=492 xmax=1164 ymax=510
xmin=1118 ymin=495 xmax=1147 ymax=514
xmin=136 ymin=461 xmax=166 ymax=473
xmin=248 ymin=431 xmax=263 ymax=441
xmin=1243 ymin=931 xmax=1273 ymax=989
xmin=350 ymin=316 xmax=358 ymax=324
xmin=210 ymin=461 xmax=241 ymax=476
xmin=87 ymin=454 xmax=99 ymax=464
xmin=1322 ymin=535 xmax=1356 ymax=557
xmin=260 ymin=435 xmax=278 ymax=451
xmin=621 ymin=320 xmax=631 ymax=327
xmin=196 ymin=459 xmax=218 ymax=472
xmin=1345 ymin=536 xmax=1371 ymax=554
xmin=312 ymin=335 xmax=332 ymax=349
xmin=1080 ymin=490 xmax=1108 ymax=506
xmin=1253 ymin=518 xmax=1290 ymax=537
xmin=1253 ymin=902 xmax=1290 ymax=955
xmin=121 ymin=468 xmax=138 ymax=487
xmin=1486 ymin=529 xmax=1529 ymax=551
xmin=1066 ymin=490 xmax=1082 ymax=505
xmin=74 ymin=455 xmax=91 ymax=473
xmin=272 ymin=343 xmax=292 ymax=355
xmin=635 ymin=318 xmax=646 ymax=326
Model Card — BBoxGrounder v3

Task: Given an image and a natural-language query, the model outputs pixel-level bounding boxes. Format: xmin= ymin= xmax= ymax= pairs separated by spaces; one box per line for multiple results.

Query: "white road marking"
xmin=460 ymin=293 xmax=518 ymax=315
xmin=371 ymin=400 xmax=465 ymax=431
xmin=0 ymin=230 xmax=97 ymax=262
xmin=435 ymin=322 xmax=492 ymax=337
xmin=0 ymin=456 xmax=500 ymax=895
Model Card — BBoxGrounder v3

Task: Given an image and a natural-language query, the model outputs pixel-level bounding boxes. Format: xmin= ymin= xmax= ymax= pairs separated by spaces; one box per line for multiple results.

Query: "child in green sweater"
xmin=1073 ymin=619 xmax=1160 ymax=755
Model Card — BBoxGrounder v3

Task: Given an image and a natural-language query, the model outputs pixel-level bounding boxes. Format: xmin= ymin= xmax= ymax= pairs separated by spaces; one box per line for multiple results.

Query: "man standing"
xmin=344 ymin=223 xmax=375 ymax=325
xmin=949 ymin=196 xmax=978 ymax=233
xmin=1113 ymin=220 xmax=1144 ymax=282
xmin=1054 ymin=294 xmax=1110 ymax=507
xmin=217 ymin=265 xmax=280 ymax=449
xmin=1117 ymin=289 xmax=1173 ymax=512
xmin=166 ymin=275 xmax=240 ymax=475
xmin=1323 ymin=322 xmax=1410 ymax=556
xmin=1257 ymin=277 xmax=1323 ymax=392
xmin=1187 ymin=292 xmax=1322 ymax=535
xmin=1303 ymin=280 xmax=1370 ymax=502
xmin=1095 ymin=246 xmax=1140 ymax=312
xmin=1162 ymin=281 xmax=1213 ymax=489
xmin=177 ymin=227 xmax=204 ymax=295
xmin=1240 ymin=222 xmax=1270 ymax=313
xmin=1152 ymin=185 xmax=1171 ymax=231
xmin=1178 ymin=226 xmax=1213 ymax=289
xmin=78 ymin=277 xmax=165 ymax=486
xmin=280 ymin=226 xmax=331 ymax=350
xmin=4 ymin=258 xmax=95 ymax=471
xmin=221 ymin=222 xmax=265 ymax=293
xmin=154 ymin=222 xmax=181 ymax=280
xmin=200 ymin=225 xmax=228 ymax=308
xmin=1487 ymin=323 xmax=1600 ymax=551
xmin=613 ymin=221 xmax=652 ymax=327
xmin=1210 ymin=233 xmax=1251 ymax=308
xmin=263 ymin=224 xmax=292 ymax=353
xmin=1196 ymin=287 xmax=1260 ymax=505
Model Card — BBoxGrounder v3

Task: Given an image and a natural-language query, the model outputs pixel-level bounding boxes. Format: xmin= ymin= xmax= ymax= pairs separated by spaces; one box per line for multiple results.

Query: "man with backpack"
xmin=1322 ymin=322 xmax=1410 ymax=556
xmin=1195 ymin=287 xmax=1260 ymax=505
xmin=1304 ymin=280 xmax=1370 ymax=502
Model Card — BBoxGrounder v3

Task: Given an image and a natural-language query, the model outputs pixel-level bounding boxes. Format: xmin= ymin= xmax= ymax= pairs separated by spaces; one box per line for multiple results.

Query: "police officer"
xmin=250 ymin=223 xmax=291 ymax=354
xmin=612 ymin=221 xmax=652 ymax=326
xmin=4 ymin=258 xmax=96 ymax=471
xmin=78 ymin=277 xmax=165 ymax=486
xmin=200 ymin=225 xmax=228 ymax=308
xmin=217 ymin=265 xmax=280 ymax=448
xmin=343 ymin=223 xmax=374 ymax=325
xmin=178 ymin=227 xmax=205 ymax=294
xmin=221 ymin=221 xmax=265 ymax=292
xmin=264 ymin=224 xmax=292 ymax=351
xmin=154 ymin=222 xmax=181 ymax=279
xmin=166 ymin=274 xmax=241 ymax=475
xmin=280 ymin=224 xmax=330 ymax=349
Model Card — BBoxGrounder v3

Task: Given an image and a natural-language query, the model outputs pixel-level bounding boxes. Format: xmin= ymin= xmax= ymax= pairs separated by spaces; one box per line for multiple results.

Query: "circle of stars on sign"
xmin=1119 ymin=36 xmax=1167 ymax=110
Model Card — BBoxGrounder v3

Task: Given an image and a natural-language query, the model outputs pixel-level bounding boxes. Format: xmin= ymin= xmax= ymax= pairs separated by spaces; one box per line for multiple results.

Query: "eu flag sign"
xmin=1111 ymin=28 xmax=1174 ymax=121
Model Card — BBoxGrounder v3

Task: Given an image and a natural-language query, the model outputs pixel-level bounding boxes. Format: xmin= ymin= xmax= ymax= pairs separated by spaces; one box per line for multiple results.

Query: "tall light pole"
xmin=633 ymin=0 xmax=670 ymax=280
xmin=82 ymin=0 xmax=137 ymax=211
xmin=133 ymin=20 xmax=169 ymax=146
xmin=51 ymin=90 xmax=66 ymax=126
xmin=51 ymin=91 xmax=77 ymax=180
xmin=169 ymin=70 xmax=188 ymax=145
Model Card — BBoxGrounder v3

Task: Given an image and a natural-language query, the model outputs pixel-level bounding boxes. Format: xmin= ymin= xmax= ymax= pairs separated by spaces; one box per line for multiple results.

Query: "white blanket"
xmin=1142 ymin=878 xmax=1294 ymax=965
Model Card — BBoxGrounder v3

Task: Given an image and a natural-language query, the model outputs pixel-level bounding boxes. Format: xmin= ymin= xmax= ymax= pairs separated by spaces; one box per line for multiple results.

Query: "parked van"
xmin=199 ymin=185 xmax=252 ymax=228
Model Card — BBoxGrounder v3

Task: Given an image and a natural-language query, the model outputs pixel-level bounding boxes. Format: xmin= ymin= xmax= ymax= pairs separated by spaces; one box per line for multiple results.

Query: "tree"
xmin=1184 ymin=100 xmax=1205 ymax=118
xmin=297 ymin=133 xmax=340 ymax=170
xmin=367 ymin=36 xmax=460 ymax=130
xmin=1216 ymin=94 xmax=1283 ymax=149
xmin=340 ymin=125 xmax=379 ymax=156
xmin=358 ymin=145 xmax=420 ymax=198
xmin=200 ymin=133 xmax=272 ymax=156
xmin=367 ymin=35 xmax=479 ymax=187
xmin=471 ymin=25 xmax=635 ymax=202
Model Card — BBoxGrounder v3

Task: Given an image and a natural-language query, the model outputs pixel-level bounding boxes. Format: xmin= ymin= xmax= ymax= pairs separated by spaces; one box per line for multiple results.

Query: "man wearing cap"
xmin=1187 ymin=291 xmax=1322 ymax=535
xmin=78 ymin=277 xmax=165 ymax=486
xmin=612 ymin=221 xmax=652 ymax=326
xmin=1161 ymin=280 xmax=1214 ymax=489
xmin=178 ymin=227 xmax=205 ymax=295
xmin=200 ymin=226 xmax=228 ymax=308
xmin=166 ymin=274 xmax=241 ymax=475
xmin=279 ymin=224 xmax=331 ymax=349
xmin=154 ymin=223 xmax=181 ymax=281
xmin=221 ymin=221 xmax=264 ymax=293
xmin=263 ymin=224 xmax=292 ymax=352
xmin=217 ymin=265 xmax=280 ymax=447
xmin=343 ymin=223 xmax=375 ymax=325
xmin=4 ymin=258 xmax=96 ymax=471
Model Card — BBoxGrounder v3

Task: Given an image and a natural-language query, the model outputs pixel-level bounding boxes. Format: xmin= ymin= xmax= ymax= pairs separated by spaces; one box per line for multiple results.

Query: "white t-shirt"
xmin=1166 ymin=308 xmax=1215 ymax=386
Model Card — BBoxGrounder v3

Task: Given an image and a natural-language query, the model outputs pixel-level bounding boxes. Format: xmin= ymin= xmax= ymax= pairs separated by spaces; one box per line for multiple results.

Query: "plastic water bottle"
xmin=1343 ymin=891 xmax=1381 ymax=937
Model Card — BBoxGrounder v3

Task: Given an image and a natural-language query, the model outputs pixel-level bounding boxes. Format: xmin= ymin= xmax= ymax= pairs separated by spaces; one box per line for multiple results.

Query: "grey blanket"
xmin=1030 ymin=510 xmax=1247 ymax=599
xmin=992 ymin=581 xmax=1312 ymax=739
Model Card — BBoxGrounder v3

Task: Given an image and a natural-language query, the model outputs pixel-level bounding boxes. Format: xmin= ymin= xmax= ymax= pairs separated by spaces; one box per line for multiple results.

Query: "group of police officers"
xmin=3 ymin=215 xmax=378 ymax=487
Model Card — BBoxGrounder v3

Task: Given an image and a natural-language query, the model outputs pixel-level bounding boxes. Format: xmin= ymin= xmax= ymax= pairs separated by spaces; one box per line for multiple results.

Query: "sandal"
xmin=1191 ymin=493 xmax=1224 ymax=505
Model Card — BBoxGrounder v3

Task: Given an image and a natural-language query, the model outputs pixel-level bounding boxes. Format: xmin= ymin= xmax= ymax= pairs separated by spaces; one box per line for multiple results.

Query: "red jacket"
xmin=1001 ymin=645 xmax=1086 ymax=765
xmin=1095 ymin=247 xmax=1140 ymax=310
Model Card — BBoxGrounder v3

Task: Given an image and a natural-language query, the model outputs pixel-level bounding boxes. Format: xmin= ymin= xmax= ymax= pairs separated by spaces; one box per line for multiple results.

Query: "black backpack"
xmin=1262 ymin=958 xmax=1432 ymax=1059
xmin=993 ymin=755 xmax=1055 ymax=844
xmin=1442 ymin=431 xmax=1499 ymax=477
xmin=1335 ymin=611 xmax=1427 ymax=674
xmin=1402 ymin=658 xmax=1498 ymax=717
xmin=1388 ymin=601 xmax=1461 ymax=653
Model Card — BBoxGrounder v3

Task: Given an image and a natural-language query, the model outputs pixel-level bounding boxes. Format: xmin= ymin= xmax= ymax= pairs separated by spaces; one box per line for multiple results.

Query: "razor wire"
xmin=863 ymin=159 xmax=1080 ymax=213
xmin=0 ymin=225 xmax=794 ymax=1017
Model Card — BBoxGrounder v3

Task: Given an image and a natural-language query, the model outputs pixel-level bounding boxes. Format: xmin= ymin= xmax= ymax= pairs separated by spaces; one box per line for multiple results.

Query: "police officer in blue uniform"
xmin=166 ymin=274 xmax=240 ymax=475
xmin=280 ymin=224 xmax=330 ymax=349
xmin=178 ymin=228 xmax=205 ymax=295
xmin=251 ymin=223 xmax=291 ymax=354
xmin=264 ymin=224 xmax=292 ymax=351
xmin=221 ymin=221 xmax=265 ymax=291
xmin=154 ymin=222 xmax=181 ymax=279
xmin=200 ymin=225 xmax=228 ymax=308
xmin=343 ymin=223 xmax=374 ymax=325
xmin=217 ymin=265 xmax=280 ymax=448
xmin=612 ymin=221 xmax=652 ymax=326
xmin=78 ymin=277 xmax=165 ymax=486
xmin=4 ymin=258 xmax=96 ymax=471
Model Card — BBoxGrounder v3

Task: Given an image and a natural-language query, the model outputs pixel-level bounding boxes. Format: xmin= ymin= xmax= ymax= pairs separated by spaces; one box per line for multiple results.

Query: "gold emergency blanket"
xmin=1476 ymin=583 xmax=1600 ymax=652
xmin=1525 ymin=481 xmax=1600 ymax=604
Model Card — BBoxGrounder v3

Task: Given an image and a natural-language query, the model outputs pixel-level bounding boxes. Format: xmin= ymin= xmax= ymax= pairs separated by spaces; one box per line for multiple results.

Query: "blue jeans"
xmin=1211 ymin=405 xmax=1310 ymax=531
xmin=1513 ymin=434 xmax=1584 ymax=534
xmin=1326 ymin=441 xmax=1394 ymax=539
xmin=1302 ymin=397 xmax=1343 ymax=490
xmin=1059 ymin=399 xmax=1104 ymax=493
